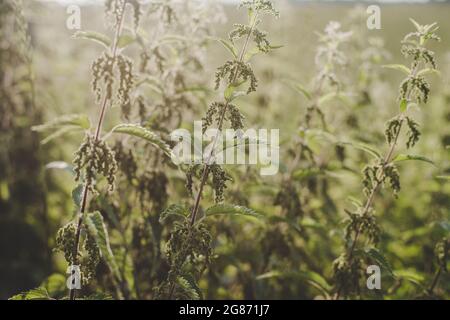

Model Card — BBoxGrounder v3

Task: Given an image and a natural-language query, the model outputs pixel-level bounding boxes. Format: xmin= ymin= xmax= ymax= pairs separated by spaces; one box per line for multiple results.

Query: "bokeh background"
xmin=1 ymin=0 xmax=449 ymax=299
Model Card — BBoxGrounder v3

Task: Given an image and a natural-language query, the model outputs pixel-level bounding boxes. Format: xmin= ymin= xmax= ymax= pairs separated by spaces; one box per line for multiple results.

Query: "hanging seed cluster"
xmin=55 ymin=222 xmax=100 ymax=285
xmin=332 ymin=20 xmax=440 ymax=299
xmin=91 ymin=53 xmax=134 ymax=107
xmin=74 ymin=134 xmax=118 ymax=194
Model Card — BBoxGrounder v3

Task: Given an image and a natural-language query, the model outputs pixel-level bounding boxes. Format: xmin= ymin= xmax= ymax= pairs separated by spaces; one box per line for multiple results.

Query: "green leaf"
xmin=256 ymin=270 xmax=331 ymax=298
xmin=285 ymin=80 xmax=312 ymax=100
xmin=160 ymin=204 xmax=188 ymax=223
xmin=180 ymin=274 xmax=203 ymax=300
xmin=256 ymin=270 xmax=282 ymax=280
xmin=399 ymin=99 xmax=408 ymax=113
xmin=303 ymin=128 xmax=337 ymax=143
xmin=393 ymin=154 xmax=435 ymax=166
xmin=339 ymin=142 xmax=382 ymax=159
xmin=158 ymin=34 xmax=189 ymax=45
xmin=32 ymin=115 xmax=90 ymax=145
xmin=176 ymin=86 xmax=211 ymax=94
xmin=297 ymin=271 xmax=332 ymax=297
xmin=417 ymin=68 xmax=441 ymax=77
xmin=269 ymin=44 xmax=284 ymax=50
xmin=383 ymin=64 xmax=411 ymax=75
xmin=317 ymin=92 xmax=351 ymax=107
xmin=409 ymin=18 xmax=422 ymax=31
xmin=204 ymin=204 xmax=262 ymax=219
xmin=363 ymin=248 xmax=395 ymax=277
xmin=72 ymin=30 xmax=111 ymax=48
xmin=85 ymin=211 xmax=121 ymax=282
xmin=72 ymin=184 xmax=84 ymax=208
xmin=111 ymin=124 xmax=172 ymax=158
xmin=45 ymin=161 xmax=74 ymax=175
xmin=32 ymin=114 xmax=91 ymax=132
xmin=395 ymin=269 xmax=425 ymax=287
xmin=118 ymin=34 xmax=135 ymax=48
xmin=40 ymin=274 xmax=66 ymax=297
xmin=300 ymin=217 xmax=327 ymax=232
xmin=436 ymin=175 xmax=450 ymax=180
xmin=9 ymin=287 xmax=51 ymax=300
xmin=41 ymin=126 xmax=83 ymax=145
xmin=210 ymin=37 xmax=238 ymax=59
xmin=176 ymin=276 xmax=200 ymax=300
xmin=224 ymin=84 xmax=246 ymax=102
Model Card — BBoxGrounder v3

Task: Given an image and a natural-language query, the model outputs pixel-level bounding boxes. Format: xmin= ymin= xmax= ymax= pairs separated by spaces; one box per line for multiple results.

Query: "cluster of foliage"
xmin=2 ymin=0 xmax=449 ymax=300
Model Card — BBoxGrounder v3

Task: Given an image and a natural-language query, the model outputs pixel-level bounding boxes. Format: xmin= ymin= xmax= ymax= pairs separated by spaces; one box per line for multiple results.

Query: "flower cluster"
xmin=399 ymin=20 xmax=440 ymax=105
xmin=363 ymin=161 xmax=401 ymax=198
xmin=55 ymin=222 xmax=77 ymax=265
xmin=344 ymin=208 xmax=381 ymax=246
xmin=74 ymin=134 xmax=118 ymax=194
xmin=81 ymin=233 xmax=101 ymax=285
xmin=92 ymin=53 xmax=134 ymax=107
xmin=215 ymin=60 xmax=258 ymax=94
xmin=315 ymin=21 xmax=352 ymax=87
xmin=333 ymin=253 xmax=363 ymax=297
xmin=203 ymin=102 xmax=245 ymax=133
xmin=239 ymin=0 xmax=279 ymax=17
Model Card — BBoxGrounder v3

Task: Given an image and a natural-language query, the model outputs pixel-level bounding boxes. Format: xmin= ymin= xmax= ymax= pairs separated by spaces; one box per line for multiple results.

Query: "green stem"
xmin=168 ymin=12 xmax=260 ymax=300
xmin=69 ymin=1 xmax=127 ymax=301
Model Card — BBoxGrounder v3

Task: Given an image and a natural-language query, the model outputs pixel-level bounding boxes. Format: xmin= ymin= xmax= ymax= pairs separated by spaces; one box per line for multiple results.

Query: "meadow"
xmin=0 ymin=0 xmax=448 ymax=300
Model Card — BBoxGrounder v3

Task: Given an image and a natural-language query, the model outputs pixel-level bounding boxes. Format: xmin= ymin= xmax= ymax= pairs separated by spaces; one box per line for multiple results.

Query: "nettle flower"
xmin=55 ymin=222 xmax=77 ymax=265
xmin=55 ymin=222 xmax=100 ymax=285
xmin=399 ymin=75 xmax=431 ymax=104
xmin=92 ymin=53 xmax=134 ymax=106
xmin=239 ymin=0 xmax=279 ymax=17
xmin=73 ymin=134 xmax=118 ymax=194
xmin=398 ymin=19 xmax=440 ymax=105
xmin=215 ymin=60 xmax=258 ymax=94
xmin=105 ymin=0 xmax=141 ymax=29
xmin=202 ymin=102 xmax=245 ymax=133
xmin=186 ymin=164 xmax=231 ymax=204
xmin=166 ymin=221 xmax=213 ymax=281
xmin=363 ymin=161 xmax=401 ymax=198
xmin=314 ymin=21 xmax=352 ymax=88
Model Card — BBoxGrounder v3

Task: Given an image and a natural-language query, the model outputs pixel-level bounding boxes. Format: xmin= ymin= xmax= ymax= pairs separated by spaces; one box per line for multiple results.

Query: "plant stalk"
xmin=169 ymin=13 xmax=259 ymax=300
xmin=69 ymin=2 xmax=127 ymax=300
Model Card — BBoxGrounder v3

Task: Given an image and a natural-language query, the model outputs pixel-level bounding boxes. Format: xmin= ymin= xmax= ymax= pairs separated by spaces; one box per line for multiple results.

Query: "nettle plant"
xmin=247 ymin=21 xmax=352 ymax=300
xmin=155 ymin=0 xmax=280 ymax=299
xmin=92 ymin=1 xmax=224 ymax=299
xmin=345 ymin=6 xmax=391 ymax=111
xmin=33 ymin=0 xmax=179 ymax=300
xmin=275 ymin=22 xmax=351 ymax=227
xmin=333 ymin=19 xmax=441 ymax=300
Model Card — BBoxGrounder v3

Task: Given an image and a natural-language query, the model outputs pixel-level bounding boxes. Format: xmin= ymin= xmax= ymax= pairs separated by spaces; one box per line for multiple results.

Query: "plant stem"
xmin=168 ymin=13 xmax=259 ymax=300
xmin=334 ymin=57 xmax=421 ymax=300
xmin=334 ymin=119 xmax=404 ymax=300
xmin=427 ymin=266 xmax=442 ymax=296
xmin=188 ymin=13 xmax=259 ymax=228
xmin=69 ymin=2 xmax=127 ymax=301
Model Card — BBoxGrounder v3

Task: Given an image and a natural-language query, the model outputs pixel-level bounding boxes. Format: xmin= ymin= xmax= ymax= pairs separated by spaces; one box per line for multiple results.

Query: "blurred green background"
xmin=1 ymin=0 xmax=449 ymax=299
